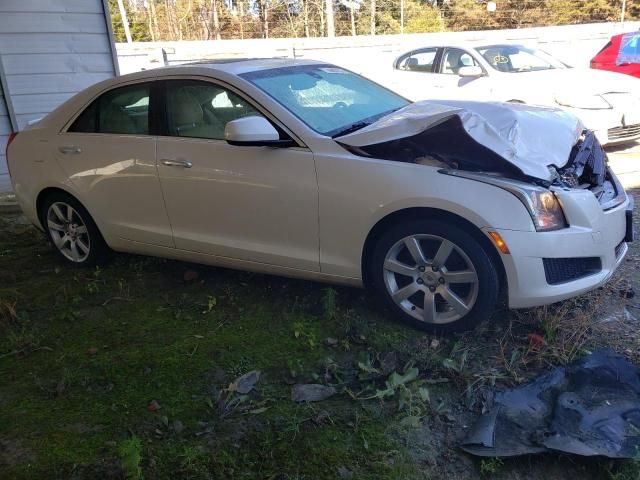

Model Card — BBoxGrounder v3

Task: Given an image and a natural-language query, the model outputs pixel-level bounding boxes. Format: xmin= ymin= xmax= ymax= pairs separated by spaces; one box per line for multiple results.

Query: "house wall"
xmin=0 ymin=0 xmax=118 ymax=191
xmin=0 ymin=81 xmax=10 ymax=191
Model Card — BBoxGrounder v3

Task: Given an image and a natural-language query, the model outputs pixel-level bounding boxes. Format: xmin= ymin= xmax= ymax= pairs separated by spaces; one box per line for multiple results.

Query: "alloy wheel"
xmin=383 ymin=234 xmax=479 ymax=325
xmin=46 ymin=202 xmax=91 ymax=263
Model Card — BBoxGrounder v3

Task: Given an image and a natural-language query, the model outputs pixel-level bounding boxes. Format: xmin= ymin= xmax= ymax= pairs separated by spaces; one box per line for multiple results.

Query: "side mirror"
xmin=458 ymin=65 xmax=484 ymax=78
xmin=225 ymin=116 xmax=294 ymax=147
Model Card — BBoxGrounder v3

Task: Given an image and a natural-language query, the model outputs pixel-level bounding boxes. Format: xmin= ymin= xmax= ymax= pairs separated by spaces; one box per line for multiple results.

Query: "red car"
xmin=591 ymin=32 xmax=640 ymax=78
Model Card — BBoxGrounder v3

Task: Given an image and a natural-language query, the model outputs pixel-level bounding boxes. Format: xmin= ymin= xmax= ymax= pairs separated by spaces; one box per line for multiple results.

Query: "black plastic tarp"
xmin=461 ymin=349 xmax=640 ymax=458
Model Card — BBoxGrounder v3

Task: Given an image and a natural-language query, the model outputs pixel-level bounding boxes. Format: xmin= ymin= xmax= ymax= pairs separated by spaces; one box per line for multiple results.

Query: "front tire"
xmin=370 ymin=219 xmax=499 ymax=333
xmin=40 ymin=192 xmax=108 ymax=267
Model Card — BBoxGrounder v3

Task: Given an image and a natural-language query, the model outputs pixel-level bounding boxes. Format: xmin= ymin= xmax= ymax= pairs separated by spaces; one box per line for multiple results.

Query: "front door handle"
xmin=161 ymin=159 xmax=193 ymax=168
xmin=58 ymin=145 xmax=81 ymax=155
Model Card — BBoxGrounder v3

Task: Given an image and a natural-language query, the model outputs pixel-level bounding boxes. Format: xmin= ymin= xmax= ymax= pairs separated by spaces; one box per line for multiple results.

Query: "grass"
xmin=0 ymin=194 xmax=639 ymax=479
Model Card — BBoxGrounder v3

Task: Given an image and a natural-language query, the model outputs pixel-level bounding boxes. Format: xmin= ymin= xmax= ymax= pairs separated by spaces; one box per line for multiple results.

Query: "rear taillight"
xmin=5 ymin=131 xmax=17 ymax=177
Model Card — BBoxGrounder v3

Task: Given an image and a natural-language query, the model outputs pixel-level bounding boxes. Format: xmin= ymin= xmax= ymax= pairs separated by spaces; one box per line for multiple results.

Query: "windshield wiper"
xmin=332 ymin=121 xmax=372 ymax=138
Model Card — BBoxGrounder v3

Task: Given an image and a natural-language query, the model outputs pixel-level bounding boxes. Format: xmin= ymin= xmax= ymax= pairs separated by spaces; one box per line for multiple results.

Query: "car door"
xmin=389 ymin=47 xmax=440 ymax=100
xmin=434 ymin=47 xmax=492 ymax=100
xmin=156 ymin=78 xmax=320 ymax=271
xmin=56 ymin=81 xmax=174 ymax=247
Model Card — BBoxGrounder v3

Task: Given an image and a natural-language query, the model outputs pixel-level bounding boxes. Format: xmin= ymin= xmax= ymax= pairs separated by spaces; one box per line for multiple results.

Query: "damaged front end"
xmin=336 ymin=100 xmax=631 ymax=234
xmin=554 ymin=129 xmax=627 ymax=212
xmin=335 ymin=99 xmax=586 ymax=184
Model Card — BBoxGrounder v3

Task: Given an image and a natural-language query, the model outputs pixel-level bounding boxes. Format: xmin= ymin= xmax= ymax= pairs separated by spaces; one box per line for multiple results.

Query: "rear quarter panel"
xmin=8 ymin=127 xmax=72 ymax=228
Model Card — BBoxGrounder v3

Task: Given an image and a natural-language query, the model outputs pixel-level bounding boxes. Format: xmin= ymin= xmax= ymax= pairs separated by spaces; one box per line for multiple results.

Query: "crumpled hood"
xmin=336 ymin=99 xmax=584 ymax=181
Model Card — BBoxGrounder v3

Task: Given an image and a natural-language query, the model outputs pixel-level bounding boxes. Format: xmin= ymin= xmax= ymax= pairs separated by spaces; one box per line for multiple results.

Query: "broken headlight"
xmin=524 ymin=189 xmax=567 ymax=231
xmin=439 ymin=171 xmax=568 ymax=231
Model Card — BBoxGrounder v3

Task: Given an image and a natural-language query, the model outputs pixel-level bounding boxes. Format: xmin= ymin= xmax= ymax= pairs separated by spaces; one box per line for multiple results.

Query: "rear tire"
xmin=370 ymin=219 xmax=499 ymax=333
xmin=39 ymin=192 xmax=108 ymax=267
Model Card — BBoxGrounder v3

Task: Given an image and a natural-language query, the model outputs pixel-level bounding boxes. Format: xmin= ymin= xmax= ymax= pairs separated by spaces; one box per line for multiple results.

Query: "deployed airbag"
xmin=461 ymin=349 xmax=640 ymax=458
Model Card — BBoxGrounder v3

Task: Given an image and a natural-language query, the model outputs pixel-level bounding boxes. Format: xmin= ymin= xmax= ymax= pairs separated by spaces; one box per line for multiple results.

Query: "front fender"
xmin=316 ymin=153 xmax=534 ymax=279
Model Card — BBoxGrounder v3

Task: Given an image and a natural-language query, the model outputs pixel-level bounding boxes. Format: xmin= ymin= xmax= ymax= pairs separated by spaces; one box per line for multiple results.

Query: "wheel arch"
xmin=36 ymin=187 xmax=78 ymax=229
xmin=36 ymin=187 xmax=103 ymax=241
xmin=361 ymin=207 xmax=507 ymax=293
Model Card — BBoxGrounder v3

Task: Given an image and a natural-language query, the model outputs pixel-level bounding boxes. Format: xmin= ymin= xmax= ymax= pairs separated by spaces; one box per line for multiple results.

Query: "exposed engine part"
xmin=556 ymin=130 xmax=607 ymax=188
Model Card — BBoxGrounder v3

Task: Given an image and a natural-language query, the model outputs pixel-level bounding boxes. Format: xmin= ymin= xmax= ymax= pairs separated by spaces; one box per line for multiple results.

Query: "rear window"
xmin=618 ymin=33 xmax=640 ymax=65
xmin=69 ymin=83 xmax=151 ymax=135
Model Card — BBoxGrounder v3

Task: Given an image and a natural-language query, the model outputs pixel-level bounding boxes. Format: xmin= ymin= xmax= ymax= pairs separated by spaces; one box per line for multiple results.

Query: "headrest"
xmin=173 ymin=89 xmax=203 ymax=126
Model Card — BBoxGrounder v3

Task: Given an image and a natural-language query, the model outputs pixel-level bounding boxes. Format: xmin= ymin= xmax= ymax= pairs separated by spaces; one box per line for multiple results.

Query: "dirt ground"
xmin=0 ymin=187 xmax=638 ymax=479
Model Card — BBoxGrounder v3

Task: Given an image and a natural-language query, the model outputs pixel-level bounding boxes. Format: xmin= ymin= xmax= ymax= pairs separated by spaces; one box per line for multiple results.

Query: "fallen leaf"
xmin=56 ymin=380 xmax=66 ymax=396
xmin=337 ymin=466 xmax=354 ymax=479
xmin=183 ymin=270 xmax=199 ymax=282
xmin=527 ymin=333 xmax=546 ymax=349
xmin=313 ymin=410 xmax=332 ymax=425
xmin=291 ymin=384 xmax=337 ymax=402
xmin=380 ymin=351 xmax=398 ymax=375
xmin=620 ymin=287 xmax=635 ymax=299
xmin=249 ymin=407 xmax=269 ymax=415
xmin=400 ymin=415 xmax=422 ymax=428
xmin=172 ymin=420 xmax=184 ymax=434
xmin=228 ymin=370 xmax=261 ymax=394
xmin=148 ymin=400 xmax=161 ymax=412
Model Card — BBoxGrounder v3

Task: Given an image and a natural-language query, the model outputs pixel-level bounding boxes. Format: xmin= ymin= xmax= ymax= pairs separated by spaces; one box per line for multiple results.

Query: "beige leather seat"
xmin=171 ymin=89 xmax=224 ymax=139
xmin=444 ymin=51 xmax=465 ymax=75
xmin=100 ymin=103 xmax=137 ymax=134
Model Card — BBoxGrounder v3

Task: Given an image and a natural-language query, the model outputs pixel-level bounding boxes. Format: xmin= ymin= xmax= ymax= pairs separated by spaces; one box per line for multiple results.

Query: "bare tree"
xmin=370 ymin=0 xmax=375 ymax=35
xmin=258 ymin=0 xmax=269 ymax=38
xmin=211 ymin=0 xmax=221 ymax=40
xmin=303 ymin=0 xmax=310 ymax=37
xmin=117 ymin=0 xmax=133 ymax=42
xmin=236 ymin=0 xmax=245 ymax=39
xmin=326 ymin=0 xmax=335 ymax=37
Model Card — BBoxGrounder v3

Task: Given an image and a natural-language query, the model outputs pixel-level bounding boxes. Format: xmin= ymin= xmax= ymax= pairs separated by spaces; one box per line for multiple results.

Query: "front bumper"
xmin=568 ymin=106 xmax=640 ymax=146
xmin=487 ymin=189 xmax=632 ymax=309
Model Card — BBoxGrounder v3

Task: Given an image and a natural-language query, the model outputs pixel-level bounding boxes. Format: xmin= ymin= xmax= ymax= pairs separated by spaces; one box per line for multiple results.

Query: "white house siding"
xmin=0 ymin=0 xmax=118 ymax=191
xmin=0 ymin=82 xmax=10 ymax=190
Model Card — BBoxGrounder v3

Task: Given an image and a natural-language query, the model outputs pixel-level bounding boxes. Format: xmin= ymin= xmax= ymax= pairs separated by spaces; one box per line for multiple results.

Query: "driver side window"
xmin=440 ymin=48 xmax=479 ymax=75
xmin=398 ymin=48 xmax=438 ymax=73
xmin=165 ymin=80 xmax=262 ymax=140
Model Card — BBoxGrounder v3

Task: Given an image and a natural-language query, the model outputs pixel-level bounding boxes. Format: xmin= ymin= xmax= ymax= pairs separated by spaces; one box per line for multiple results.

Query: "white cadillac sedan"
xmin=385 ymin=43 xmax=640 ymax=145
xmin=6 ymin=59 xmax=633 ymax=332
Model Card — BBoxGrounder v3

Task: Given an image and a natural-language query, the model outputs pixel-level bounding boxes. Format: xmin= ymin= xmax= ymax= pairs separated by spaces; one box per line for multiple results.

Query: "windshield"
xmin=618 ymin=33 xmax=640 ymax=65
xmin=241 ymin=64 xmax=409 ymax=137
xmin=476 ymin=45 xmax=565 ymax=73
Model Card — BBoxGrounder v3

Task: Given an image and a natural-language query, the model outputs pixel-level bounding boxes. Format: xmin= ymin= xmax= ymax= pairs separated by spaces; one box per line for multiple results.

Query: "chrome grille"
xmin=608 ymin=124 xmax=640 ymax=142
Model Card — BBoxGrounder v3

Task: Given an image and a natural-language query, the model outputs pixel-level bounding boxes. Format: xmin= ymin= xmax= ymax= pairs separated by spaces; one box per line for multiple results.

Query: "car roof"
xmin=398 ymin=42 xmax=528 ymax=54
xmin=32 ymin=57 xmax=331 ymax=130
xmin=113 ymin=57 xmax=325 ymax=83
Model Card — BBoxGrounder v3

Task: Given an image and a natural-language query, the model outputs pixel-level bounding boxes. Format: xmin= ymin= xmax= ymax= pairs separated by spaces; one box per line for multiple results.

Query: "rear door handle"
xmin=161 ymin=159 xmax=192 ymax=168
xmin=58 ymin=145 xmax=81 ymax=155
